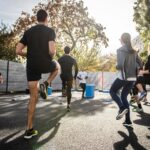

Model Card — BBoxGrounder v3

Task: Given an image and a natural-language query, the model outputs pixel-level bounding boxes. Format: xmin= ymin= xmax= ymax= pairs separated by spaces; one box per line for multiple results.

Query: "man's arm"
xmin=136 ymin=54 xmax=143 ymax=69
xmin=74 ymin=61 xmax=78 ymax=79
xmin=138 ymin=70 xmax=150 ymax=75
xmin=16 ymin=31 xmax=27 ymax=56
xmin=48 ymin=41 xmax=56 ymax=57
xmin=16 ymin=43 xmax=26 ymax=56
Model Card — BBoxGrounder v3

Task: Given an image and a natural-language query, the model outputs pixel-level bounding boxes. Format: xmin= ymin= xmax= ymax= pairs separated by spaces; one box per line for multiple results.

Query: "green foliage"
xmin=0 ymin=23 xmax=16 ymax=61
xmin=99 ymin=53 xmax=116 ymax=72
xmin=140 ymin=48 xmax=148 ymax=63
xmin=73 ymin=47 xmax=100 ymax=71
xmin=133 ymin=0 xmax=150 ymax=48
xmin=13 ymin=0 xmax=109 ymax=70
xmin=0 ymin=0 xmax=110 ymax=71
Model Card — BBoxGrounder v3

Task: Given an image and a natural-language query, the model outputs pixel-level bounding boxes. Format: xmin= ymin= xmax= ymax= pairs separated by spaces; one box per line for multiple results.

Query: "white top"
xmin=116 ymin=70 xmax=136 ymax=81
xmin=77 ymin=71 xmax=88 ymax=84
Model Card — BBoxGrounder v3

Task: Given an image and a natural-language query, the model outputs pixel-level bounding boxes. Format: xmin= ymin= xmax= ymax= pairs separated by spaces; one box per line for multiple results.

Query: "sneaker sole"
xmin=129 ymin=100 xmax=136 ymax=104
xmin=24 ymin=133 xmax=38 ymax=139
xmin=40 ymin=84 xmax=47 ymax=99
xmin=132 ymin=108 xmax=143 ymax=113
xmin=67 ymin=107 xmax=71 ymax=112
xmin=123 ymin=124 xmax=133 ymax=127
xmin=116 ymin=109 xmax=128 ymax=120
xmin=129 ymin=102 xmax=135 ymax=106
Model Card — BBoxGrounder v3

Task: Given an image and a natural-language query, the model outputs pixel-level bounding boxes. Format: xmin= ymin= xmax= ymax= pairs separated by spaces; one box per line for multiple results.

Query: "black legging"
xmin=61 ymin=78 xmax=73 ymax=105
xmin=79 ymin=83 xmax=86 ymax=98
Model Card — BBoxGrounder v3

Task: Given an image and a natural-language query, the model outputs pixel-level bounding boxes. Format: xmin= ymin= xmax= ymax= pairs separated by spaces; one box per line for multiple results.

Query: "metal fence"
xmin=0 ymin=59 xmax=117 ymax=93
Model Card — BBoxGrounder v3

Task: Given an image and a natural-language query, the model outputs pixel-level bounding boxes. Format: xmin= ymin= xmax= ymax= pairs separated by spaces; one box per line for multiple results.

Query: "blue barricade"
xmin=85 ymin=84 xmax=95 ymax=98
xmin=47 ymin=87 xmax=52 ymax=96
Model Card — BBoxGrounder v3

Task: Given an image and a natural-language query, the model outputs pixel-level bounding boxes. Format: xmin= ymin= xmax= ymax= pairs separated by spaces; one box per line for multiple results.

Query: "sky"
xmin=0 ymin=0 xmax=138 ymax=54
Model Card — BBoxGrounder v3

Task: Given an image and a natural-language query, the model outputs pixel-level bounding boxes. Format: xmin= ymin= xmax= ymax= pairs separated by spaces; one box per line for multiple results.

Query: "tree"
xmin=133 ymin=0 xmax=150 ymax=51
xmin=99 ymin=54 xmax=116 ymax=72
xmin=13 ymin=0 xmax=109 ymax=70
xmin=0 ymin=23 xmax=16 ymax=61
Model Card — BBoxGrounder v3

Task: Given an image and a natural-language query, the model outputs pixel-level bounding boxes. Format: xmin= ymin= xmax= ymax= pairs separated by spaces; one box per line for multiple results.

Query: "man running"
xmin=16 ymin=9 xmax=59 ymax=139
xmin=58 ymin=46 xmax=78 ymax=111
xmin=77 ymin=71 xmax=88 ymax=99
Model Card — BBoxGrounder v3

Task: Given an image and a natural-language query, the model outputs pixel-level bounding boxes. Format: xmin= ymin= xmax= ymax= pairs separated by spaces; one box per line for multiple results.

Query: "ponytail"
xmin=121 ymin=33 xmax=134 ymax=51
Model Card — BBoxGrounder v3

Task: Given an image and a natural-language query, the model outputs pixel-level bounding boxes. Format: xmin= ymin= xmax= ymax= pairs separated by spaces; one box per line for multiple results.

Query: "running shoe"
xmin=67 ymin=106 xmax=71 ymax=112
xmin=132 ymin=107 xmax=143 ymax=113
xmin=123 ymin=121 xmax=132 ymax=127
xmin=116 ymin=108 xmax=128 ymax=120
xmin=24 ymin=128 xmax=38 ymax=139
xmin=129 ymin=99 xmax=136 ymax=105
xmin=40 ymin=83 xmax=48 ymax=99
xmin=139 ymin=91 xmax=147 ymax=101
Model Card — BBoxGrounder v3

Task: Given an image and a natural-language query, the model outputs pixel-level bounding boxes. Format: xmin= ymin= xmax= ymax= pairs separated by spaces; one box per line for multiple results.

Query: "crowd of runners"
xmin=15 ymin=9 xmax=150 ymax=139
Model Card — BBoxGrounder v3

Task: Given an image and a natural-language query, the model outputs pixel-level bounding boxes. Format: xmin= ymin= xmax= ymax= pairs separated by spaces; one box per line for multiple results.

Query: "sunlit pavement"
xmin=0 ymin=91 xmax=150 ymax=150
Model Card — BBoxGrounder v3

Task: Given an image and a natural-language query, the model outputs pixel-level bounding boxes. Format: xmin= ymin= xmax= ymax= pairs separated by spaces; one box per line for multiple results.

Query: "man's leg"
xmin=62 ymin=78 xmax=67 ymax=97
xmin=136 ymin=76 xmax=147 ymax=101
xmin=40 ymin=61 xmax=60 ymax=99
xmin=27 ymin=81 xmax=39 ymax=129
xmin=79 ymin=83 xmax=84 ymax=99
xmin=82 ymin=83 xmax=86 ymax=98
xmin=132 ymin=95 xmax=143 ymax=112
xmin=46 ymin=61 xmax=60 ymax=85
xmin=142 ymin=84 xmax=148 ymax=102
xmin=136 ymin=83 xmax=144 ymax=92
xmin=132 ymin=83 xmax=146 ymax=112
xmin=24 ymin=81 xmax=39 ymax=139
xmin=129 ymin=83 xmax=138 ymax=104
xmin=66 ymin=80 xmax=73 ymax=111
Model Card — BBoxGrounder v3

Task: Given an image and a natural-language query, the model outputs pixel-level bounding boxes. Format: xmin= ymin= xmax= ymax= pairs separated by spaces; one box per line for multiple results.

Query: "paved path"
xmin=0 ymin=91 xmax=150 ymax=150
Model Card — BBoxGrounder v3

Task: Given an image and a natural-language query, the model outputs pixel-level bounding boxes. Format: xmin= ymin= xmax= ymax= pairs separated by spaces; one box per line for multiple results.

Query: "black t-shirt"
xmin=58 ymin=55 xmax=78 ymax=80
xmin=144 ymin=55 xmax=150 ymax=77
xmin=20 ymin=24 xmax=56 ymax=72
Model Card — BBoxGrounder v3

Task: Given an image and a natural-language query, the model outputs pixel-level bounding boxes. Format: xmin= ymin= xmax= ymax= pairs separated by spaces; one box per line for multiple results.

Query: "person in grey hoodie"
xmin=110 ymin=33 xmax=141 ymax=127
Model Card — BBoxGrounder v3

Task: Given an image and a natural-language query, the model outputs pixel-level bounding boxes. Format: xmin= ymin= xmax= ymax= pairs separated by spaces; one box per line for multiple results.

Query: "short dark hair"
xmin=37 ymin=9 xmax=48 ymax=22
xmin=64 ymin=46 xmax=71 ymax=54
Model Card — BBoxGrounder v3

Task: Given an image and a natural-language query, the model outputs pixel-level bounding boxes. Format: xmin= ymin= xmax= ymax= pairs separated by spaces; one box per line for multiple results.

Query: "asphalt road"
xmin=0 ymin=91 xmax=150 ymax=150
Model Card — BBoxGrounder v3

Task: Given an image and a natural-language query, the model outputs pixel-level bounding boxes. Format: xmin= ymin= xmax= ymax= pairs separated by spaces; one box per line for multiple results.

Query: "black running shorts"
xmin=27 ymin=60 xmax=57 ymax=81
xmin=136 ymin=76 xmax=150 ymax=85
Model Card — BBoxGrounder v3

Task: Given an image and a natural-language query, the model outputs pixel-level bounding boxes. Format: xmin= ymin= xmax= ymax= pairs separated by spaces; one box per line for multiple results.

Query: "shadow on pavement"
xmin=0 ymin=93 xmax=112 ymax=150
xmin=146 ymin=128 xmax=150 ymax=139
xmin=146 ymin=135 xmax=150 ymax=139
xmin=133 ymin=112 xmax=150 ymax=127
xmin=0 ymin=130 xmax=32 ymax=150
xmin=113 ymin=127 xmax=147 ymax=150
xmin=31 ymin=110 xmax=67 ymax=150
xmin=0 ymin=103 xmax=67 ymax=150
xmin=68 ymin=98 xmax=113 ymax=117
